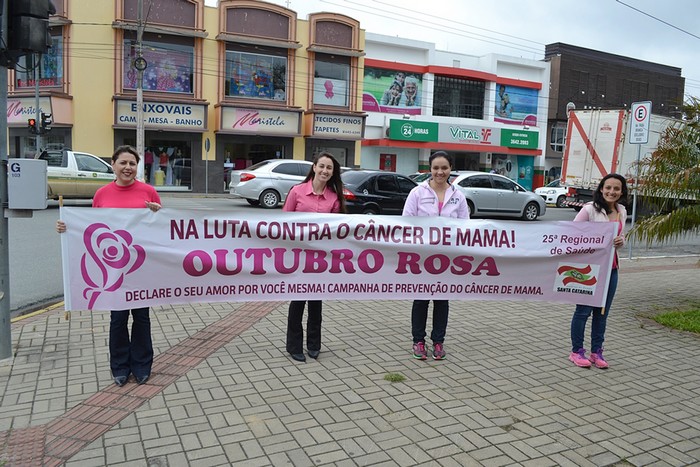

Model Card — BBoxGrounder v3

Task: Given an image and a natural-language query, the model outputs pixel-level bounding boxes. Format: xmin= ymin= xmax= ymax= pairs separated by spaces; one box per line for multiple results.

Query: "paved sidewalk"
xmin=1 ymin=256 xmax=699 ymax=466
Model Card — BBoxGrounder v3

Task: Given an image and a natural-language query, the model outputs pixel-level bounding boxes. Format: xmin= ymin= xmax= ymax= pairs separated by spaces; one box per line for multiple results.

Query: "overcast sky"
xmin=204 ymin=0 xmax=700 ymax=104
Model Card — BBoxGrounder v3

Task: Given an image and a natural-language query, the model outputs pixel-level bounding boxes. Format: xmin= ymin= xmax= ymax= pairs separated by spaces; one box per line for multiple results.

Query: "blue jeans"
xmin=411 ymin=300 xmax=449 ymax=344
xmin=570 ymin=268 xmax=618 ymax=353
xmin=110 ymin=307 xmax=153 ymax=378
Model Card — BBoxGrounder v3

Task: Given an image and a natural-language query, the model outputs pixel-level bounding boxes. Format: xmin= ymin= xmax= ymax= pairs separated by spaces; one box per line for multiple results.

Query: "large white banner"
xmin=59 ymin=208 xmax=616 ymax=311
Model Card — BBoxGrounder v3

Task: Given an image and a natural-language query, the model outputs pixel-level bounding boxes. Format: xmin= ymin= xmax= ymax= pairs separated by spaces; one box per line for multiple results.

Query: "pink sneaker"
xmin=432 ymin=342 xmax=446 ymax=360
xmin=412 ymin=341 xmax=427 ymax=360
xmin=589 ymin=350 xmax=609 ymax=369
xmin=569 ymin=348 xmax=592 ymax=368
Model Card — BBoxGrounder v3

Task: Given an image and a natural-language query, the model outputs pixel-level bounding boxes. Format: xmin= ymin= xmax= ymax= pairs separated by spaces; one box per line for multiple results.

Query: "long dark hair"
xmin=592 ymin=173 xmax=628 ymax=214
xmin=302 ymin=152 xmax=347 ymax=213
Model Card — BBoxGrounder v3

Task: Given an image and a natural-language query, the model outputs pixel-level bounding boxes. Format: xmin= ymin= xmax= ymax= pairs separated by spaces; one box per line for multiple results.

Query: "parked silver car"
xmin=228 ymin=159 xmax=313 ymax=208
xmin=452 ymin=171 xmax=546 ymax=221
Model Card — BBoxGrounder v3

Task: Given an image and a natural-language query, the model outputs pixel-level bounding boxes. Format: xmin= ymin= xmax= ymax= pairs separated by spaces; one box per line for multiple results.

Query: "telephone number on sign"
xmin=510 ymin=139 xmax=529 ymax=145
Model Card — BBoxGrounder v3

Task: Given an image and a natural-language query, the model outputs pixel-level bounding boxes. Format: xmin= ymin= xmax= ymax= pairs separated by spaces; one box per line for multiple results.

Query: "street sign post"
xmin=628 ymin=101 xmax=652 ymax=259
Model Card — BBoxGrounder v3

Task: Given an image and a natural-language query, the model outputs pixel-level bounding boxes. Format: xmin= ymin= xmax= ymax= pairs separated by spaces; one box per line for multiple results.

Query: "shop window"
xmin=433 ymin=76 xmax=485 ymax=119
xmin=550 ymin=124 xmax=566 ymax=152
xmin=313 ymin=54 xmax=350 ymax=107
xmin=225 ymin=47 xmax=287 ymax=100
xmin=123 ymin=33 xmax=193 ymax=94
xmin=15 ymin=31 xmax=63 ymax=89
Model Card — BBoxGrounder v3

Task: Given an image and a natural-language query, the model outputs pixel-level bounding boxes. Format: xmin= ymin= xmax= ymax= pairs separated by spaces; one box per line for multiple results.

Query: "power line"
xmin=615 ymin=0 xmax=700 ymax=41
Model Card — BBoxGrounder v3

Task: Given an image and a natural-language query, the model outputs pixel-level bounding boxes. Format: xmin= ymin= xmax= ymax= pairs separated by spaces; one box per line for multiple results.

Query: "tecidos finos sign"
xmin=115 ymin=100 xmax=207 ymax=131
xmin=312 ymin=114 xmax=364 ymax=139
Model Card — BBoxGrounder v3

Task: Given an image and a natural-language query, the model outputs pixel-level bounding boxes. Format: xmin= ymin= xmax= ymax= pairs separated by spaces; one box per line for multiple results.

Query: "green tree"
xmin=629 ymin=98 xmax=700 ymax=245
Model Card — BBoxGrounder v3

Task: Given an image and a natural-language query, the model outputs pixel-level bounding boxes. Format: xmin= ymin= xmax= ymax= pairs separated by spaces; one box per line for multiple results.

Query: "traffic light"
xmin=7 ymin=0 xmax=56 ymax=55
xmin=41 ymin=113 xmax=52 ymax=132
xmin=28 ymin=118 xmax=37 ymax=134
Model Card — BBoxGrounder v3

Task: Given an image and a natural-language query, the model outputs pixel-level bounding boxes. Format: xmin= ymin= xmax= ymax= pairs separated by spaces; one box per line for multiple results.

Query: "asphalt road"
xmin=7 ymin=196 xmax=698 ymax=317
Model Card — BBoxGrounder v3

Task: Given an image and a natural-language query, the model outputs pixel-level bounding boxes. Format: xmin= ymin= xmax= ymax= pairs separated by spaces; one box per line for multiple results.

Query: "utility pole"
xmin=135 ymin=0 xmax=145 ymax=178
xmin=1 ymin=1 xmax=12 ymax=361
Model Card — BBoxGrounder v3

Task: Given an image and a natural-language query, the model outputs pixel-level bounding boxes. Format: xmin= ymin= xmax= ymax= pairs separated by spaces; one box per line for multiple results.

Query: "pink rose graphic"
xmin=81 ymin=223 xmax=146 ymax=309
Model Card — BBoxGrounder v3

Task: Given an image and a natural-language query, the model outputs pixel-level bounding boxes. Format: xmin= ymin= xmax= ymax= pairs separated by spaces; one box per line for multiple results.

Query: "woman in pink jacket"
xmin=569 ymin=173 xmax=628 ymax=369
xmin=402 ymin=151 xmax=469 ymax=360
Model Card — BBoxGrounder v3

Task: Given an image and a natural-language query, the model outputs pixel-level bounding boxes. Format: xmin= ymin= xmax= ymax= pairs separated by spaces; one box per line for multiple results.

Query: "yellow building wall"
xmin=68 ymin=3 xmax=116 ymax=158
xmin=201 ymin=3 xmax=219 ymax=162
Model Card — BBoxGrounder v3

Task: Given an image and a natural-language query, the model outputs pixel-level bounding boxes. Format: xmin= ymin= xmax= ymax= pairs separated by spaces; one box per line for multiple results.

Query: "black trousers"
xmin=286 ymin=300 xmax=322 ymax=354
xmin=109 ymin=307 xmax=153 ymax=378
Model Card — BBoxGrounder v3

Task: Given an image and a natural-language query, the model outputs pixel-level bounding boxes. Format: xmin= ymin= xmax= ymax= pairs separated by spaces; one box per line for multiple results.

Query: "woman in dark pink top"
xmin=282 ymin=152 xmax=346 ymax=362
xmin=57 ymin=145 xmax=161 ymax=387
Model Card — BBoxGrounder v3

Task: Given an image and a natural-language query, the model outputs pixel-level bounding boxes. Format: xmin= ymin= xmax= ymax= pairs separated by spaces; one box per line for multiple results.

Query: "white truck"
xmin=560 ymin=108 xmax=680 ymax=211
xmin=34 ymin=149 xmax=115 ymax=199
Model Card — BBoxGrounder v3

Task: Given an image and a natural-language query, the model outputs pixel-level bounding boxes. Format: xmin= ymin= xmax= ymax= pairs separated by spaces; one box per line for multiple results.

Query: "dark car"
xmin=341 ymin=170 xmax=418 ymax=215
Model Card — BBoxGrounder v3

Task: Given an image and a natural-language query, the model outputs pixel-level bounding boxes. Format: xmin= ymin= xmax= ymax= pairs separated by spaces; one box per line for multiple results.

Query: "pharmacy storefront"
xmin=114 ymin=98 xmax=207 ymax=192
xmin=380 ymin=119 xmax=541 ymax=190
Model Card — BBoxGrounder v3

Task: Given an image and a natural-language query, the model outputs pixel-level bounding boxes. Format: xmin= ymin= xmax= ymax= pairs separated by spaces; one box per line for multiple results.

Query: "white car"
xmin=535 ymin=179 xmax=568 ymax=208
xmin=228 ymin=159 xmax=313 ymax=208
xmin=36 ymin=149 xmax=115 ymax=199
xmin=453 ymin=171 xmax=546 ymax=221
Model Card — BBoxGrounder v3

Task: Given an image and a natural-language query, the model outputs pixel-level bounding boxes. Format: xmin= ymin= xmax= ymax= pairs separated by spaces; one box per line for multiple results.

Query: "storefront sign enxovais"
xmin=116 ymin=99 xmax=206 ymax=131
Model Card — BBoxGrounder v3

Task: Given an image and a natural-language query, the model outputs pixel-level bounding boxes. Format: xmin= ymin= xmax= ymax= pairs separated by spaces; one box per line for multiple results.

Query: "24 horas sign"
xmin=60 ymin=208 xmax=615 ymax=311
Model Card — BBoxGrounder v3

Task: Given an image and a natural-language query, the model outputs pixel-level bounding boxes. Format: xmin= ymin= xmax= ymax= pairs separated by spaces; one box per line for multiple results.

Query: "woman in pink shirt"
xmin=282 ymin=152 xmax=346 ymax=362
xmin=569 ymin=173 xmax=627 ymax=369
xmin=57 ymin=145 xmax=161 ymax=387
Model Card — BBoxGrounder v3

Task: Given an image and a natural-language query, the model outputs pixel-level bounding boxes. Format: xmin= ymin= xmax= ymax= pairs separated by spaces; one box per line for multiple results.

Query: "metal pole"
xmin=627 ymin=143 xmax=641 ymax=259
xmin=35 ymin=54 xmax=42 ymax=152
xmin=135 ymin=0 xmax=145 ymax=178
xmin=1 ymin=3 xmax=12 ymax=361
xmin=205 ymin=148 xmax=209 ymax=194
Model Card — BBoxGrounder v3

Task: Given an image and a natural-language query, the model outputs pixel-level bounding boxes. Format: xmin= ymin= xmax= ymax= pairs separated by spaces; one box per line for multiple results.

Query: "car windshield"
xmin=546 ymin=179 xmax=561 ymax=187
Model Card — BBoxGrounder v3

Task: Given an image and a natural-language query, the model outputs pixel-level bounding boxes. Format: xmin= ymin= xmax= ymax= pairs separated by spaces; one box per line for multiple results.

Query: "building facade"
xmin=544 ymin=42 xmax=685 ymax=184
xmin=6 ymin=0 xmax=367 ymax=193
xmin=361 ymin=33 xmax=550 ymax=190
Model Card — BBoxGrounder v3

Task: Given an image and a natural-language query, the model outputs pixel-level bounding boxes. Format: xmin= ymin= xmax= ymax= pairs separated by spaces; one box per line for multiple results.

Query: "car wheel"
xmin=259 ymin=190 xmax=281 ymax=209
xmin=467 ymin=200 xmax=475 ymax=217
xmin=522 ymin=202 xmax=539 ymax=221
xmin=362 ymin=207 xmax=379 ymax=215
xmin=246 ymin=199 xmax=260 ymax=206
xmin=556 ymin=195 xmax=566 ymax=208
